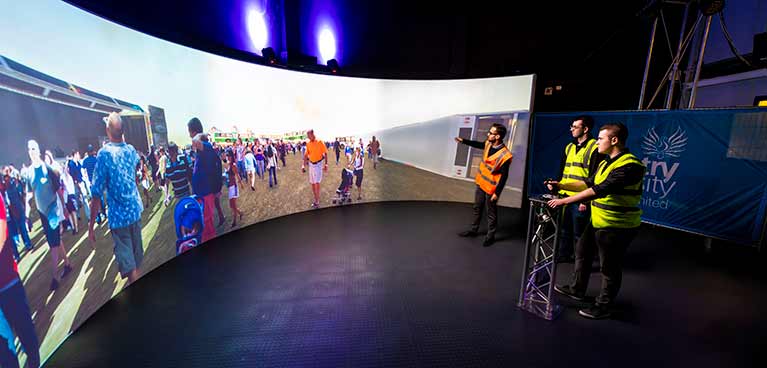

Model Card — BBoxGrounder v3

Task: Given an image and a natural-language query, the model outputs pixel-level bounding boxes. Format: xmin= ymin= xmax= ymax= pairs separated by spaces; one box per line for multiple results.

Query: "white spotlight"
xmin=318 ymin=27 xmax=336 ymax=63
xmin=247 ymin=8 xmax=268 ymax=54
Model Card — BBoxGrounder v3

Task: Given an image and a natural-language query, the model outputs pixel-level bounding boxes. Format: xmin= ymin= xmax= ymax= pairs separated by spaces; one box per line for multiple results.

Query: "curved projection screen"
xmin=0 ymin=0 xmax=533 ymax=365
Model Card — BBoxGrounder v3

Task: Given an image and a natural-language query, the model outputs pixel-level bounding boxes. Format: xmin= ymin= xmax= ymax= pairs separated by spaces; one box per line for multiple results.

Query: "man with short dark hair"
xmin=265 ymin=140 xmax=279 ymax=188
xmin=547 ymin=122 xmax=645 ymax=319
xmin=81 ymin=144 xmax=105 ymax=223
xmin=66 ymin=150 xmax=85 ymax=215
xmin=165 ymin=142 xmax=192 ymax=200
xmin=277 ymin=139 xmax=287 ymax=167
xmin=333 ymin=138 xmax=341 ymax=165
xmin=455 ymin=123 xmax=513 ymax=247
xmin=548 ymin=115 xmax=603 ymax=263
xmin=67 ymin=150 xmax=83 ymax=187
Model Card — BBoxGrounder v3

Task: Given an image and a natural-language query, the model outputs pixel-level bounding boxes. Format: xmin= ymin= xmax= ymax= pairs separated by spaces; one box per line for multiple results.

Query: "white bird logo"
xmin=641 ymin=126 xmax=688 ymax=160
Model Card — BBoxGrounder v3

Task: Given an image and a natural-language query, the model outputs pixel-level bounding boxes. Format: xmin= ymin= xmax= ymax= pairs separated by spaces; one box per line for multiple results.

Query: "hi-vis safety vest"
xmin=591 ymin=153 xmax=645 ymax=229
xmin=559 ymin=138 xmax=597 ymax=197
xmin=475 ymin=142 xmax=513 ymax=195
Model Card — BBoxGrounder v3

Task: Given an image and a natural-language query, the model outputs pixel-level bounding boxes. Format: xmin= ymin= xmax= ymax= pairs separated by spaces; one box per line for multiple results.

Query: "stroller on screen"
xmin=173 ymin=195 xmax=204 ymax=254
xmin=332 ymin=167 xmax=354 ymax=205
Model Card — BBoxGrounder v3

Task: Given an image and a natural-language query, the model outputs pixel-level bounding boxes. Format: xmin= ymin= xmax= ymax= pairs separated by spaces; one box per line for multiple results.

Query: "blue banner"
xmin=528 ymin=109 xmax=767 ymax=246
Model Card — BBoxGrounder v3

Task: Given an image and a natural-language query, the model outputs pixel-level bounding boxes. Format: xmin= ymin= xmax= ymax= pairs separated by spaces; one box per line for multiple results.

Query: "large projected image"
xmin=0 ymin=0 xmax=533 ymax=365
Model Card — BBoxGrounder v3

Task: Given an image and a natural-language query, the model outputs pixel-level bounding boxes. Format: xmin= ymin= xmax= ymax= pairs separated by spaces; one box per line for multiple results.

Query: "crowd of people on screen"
xmin=0 ymin=113 xmax=382 ymax=367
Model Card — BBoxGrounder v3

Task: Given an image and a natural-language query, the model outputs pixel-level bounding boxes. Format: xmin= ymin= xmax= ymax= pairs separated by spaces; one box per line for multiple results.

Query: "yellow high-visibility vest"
xmin=559 ymin=138 xmax=597 ymax=197
xmin=591 ymin=153 xmax=645 ymax=229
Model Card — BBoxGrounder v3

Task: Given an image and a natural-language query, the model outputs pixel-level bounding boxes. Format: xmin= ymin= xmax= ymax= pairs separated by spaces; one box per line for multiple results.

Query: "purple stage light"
xmin=302 ymin=0 xmax=342 ymax=66
xmin=317 ymin=26 xmax=337 ymax=64
xmin=246 ymin=5 xmax=268 ymax=55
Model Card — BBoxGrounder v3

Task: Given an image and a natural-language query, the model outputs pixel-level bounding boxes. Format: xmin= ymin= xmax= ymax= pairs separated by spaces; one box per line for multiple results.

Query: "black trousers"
xmin=470 ymin=186 xmax=498 ymax=238
xmin=570 ymin=222 xmax=638 ymax=305
xmin=558 ymin=202 xmax=589 ymax=260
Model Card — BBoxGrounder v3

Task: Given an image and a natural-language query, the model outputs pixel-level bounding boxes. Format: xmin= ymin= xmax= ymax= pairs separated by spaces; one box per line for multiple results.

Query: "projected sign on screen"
xmin=0 ymin=0 xmax=533 ymax=365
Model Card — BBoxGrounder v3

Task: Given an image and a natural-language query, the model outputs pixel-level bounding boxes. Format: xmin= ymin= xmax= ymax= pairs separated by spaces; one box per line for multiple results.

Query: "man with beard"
xmin=455 ymin=124 xmax=513 ymax=247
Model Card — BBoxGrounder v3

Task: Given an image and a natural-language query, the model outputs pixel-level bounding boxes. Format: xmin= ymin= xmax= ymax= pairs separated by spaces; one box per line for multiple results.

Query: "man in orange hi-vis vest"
xmin=302 ymin=129 xmax=328 ymax=209
xmin=455 ymin=123 xmax=513 ymax=247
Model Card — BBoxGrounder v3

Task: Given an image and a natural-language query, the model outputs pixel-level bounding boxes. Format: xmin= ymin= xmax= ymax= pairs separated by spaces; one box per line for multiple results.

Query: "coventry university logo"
xmin=641 ymin=126 xmax=688 ymax=160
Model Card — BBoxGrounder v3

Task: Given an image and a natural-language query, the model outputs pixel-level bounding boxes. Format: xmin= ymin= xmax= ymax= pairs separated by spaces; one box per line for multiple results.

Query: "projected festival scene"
xmin=0 ymin=0 xmax=533 ymax=365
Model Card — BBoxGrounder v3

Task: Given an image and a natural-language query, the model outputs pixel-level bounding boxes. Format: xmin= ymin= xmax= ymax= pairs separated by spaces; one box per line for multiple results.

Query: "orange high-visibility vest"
xmin=475 ymin=142 xmax=513 ymax=195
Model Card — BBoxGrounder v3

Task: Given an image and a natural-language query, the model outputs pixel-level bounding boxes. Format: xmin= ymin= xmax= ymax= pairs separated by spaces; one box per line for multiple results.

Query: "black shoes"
xmin=459 ymin=230 xmax=496 ymax=247
xmin=457 ymin=230 xmax=479 ymax=237
xmin=554 ymin=285 xmax=613 ymax=320
xmin=459 ymin=230 xmax=495 ymax=247
xmin=554 ymin=284 xmax=585 ymax=301
xmin=578 ymin=304 xmax=612 ymax=319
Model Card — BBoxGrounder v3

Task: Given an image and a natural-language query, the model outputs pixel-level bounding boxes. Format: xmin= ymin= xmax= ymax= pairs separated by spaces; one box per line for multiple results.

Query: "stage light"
xmin=699 ymin=0 xmax=725 ymax=16
xmin=327 ymin=59 xmax=339 ymax=73
xmin=262 ymin=47 xmax=277 ymax=64
xmin=755 ymin=95 xmax=767 ymax=107
xmin=318 ymin=27 xmax=336 ymax=64
xmin=246 ymin=7 xmax=268 ymax=53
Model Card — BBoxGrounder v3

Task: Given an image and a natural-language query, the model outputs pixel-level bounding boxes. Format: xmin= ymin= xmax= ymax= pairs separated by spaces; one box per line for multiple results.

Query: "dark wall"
xmin=0 ymin=89 xmax=148 ymax=167
xmin=0 ymin=89 xmax=105 ymax=167
xmin=703 ymin=0 xmax=767 ymax=64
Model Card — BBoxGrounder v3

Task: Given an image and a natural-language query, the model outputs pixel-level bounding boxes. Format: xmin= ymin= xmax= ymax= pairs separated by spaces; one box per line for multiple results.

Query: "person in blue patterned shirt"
xmin=88 ymin=112 xmax=145 ymax=284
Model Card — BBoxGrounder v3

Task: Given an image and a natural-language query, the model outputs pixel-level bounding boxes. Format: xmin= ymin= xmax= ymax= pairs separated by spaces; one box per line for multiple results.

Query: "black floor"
xmin=45 ymin=202 xmax=767 ymax=367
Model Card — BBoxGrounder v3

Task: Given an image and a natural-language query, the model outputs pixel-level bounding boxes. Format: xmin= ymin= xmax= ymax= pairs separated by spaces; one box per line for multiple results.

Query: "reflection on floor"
xmin=45 ymin=202 xmax=767 ymax=368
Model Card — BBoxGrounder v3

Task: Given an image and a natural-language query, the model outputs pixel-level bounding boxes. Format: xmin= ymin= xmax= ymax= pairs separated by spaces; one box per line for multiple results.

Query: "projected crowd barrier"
xmin=528 ymin=109 xmax=767 ymax=246
xmin=0 ymin=0 xmax=533 ymax=365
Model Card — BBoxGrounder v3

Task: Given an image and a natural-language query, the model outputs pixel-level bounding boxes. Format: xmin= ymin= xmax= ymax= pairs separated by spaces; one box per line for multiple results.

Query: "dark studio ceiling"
xmin=65 ymin=0 xmax=662 ymax=111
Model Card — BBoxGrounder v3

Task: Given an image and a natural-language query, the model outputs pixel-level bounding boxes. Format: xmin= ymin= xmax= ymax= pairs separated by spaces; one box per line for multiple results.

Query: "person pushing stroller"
xmin=332 ymin=162 xmax=355 ymax=205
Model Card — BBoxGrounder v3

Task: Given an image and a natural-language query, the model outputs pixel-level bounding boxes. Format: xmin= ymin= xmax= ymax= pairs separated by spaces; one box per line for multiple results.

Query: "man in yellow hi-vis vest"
xmin=546 ymin=122 xmax=645 ymax=319
xmin=547 ymin=116 xmax=603 ymax=263
xmin=455 ymin=123 xmax=513 ymax=247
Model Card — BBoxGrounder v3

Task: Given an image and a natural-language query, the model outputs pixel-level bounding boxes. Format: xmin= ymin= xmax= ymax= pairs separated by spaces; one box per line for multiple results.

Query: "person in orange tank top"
xmin=301 ymin=129 xmax=328 ymax=209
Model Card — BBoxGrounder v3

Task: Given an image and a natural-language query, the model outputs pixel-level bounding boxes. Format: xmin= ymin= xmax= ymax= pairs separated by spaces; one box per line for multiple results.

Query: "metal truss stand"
xmin=517 ymin=195 xmax=564 ymax=320
xmin=636 ymin=1 xmax=721 ymax=110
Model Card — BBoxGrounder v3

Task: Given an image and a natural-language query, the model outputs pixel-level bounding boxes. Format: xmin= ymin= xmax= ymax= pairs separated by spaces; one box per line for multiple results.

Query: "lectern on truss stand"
xmin=517 ymin=195 xmax=564 ymax=320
